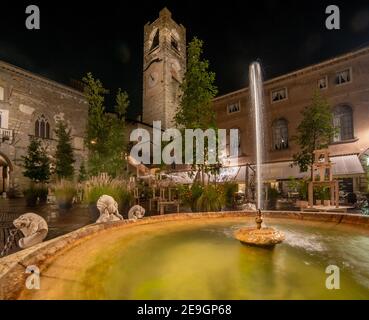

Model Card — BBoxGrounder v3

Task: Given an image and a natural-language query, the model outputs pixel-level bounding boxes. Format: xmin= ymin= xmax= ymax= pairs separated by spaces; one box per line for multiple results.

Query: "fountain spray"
xmin=234 ymin=62 xmax=284 ymax=247
xmin=249 ymin=62 xmax=264 ymax=210
xmin=249 ymin=62 xmax=264 ymax=229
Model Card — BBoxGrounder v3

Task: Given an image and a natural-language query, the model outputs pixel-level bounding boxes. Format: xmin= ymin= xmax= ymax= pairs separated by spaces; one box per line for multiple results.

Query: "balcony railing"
xmin=0 ymin=128 xmax=13 ymax=143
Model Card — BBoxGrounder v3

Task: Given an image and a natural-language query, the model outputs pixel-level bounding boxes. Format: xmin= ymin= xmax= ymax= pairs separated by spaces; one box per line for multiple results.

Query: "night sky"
xmin=0 ymin=1 xmax=368 ymax=118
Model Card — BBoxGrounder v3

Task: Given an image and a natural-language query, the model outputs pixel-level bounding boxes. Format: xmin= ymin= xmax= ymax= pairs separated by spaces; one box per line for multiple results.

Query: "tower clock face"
xmin=148 ymin=72 xmax=158 ymax=88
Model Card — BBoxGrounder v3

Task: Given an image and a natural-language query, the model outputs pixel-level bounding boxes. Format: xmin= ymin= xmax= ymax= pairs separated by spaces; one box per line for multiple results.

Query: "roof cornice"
xmin=0 ymin=60 xmax=86 ymax=99
xmin=213 ymin=45 xmax=369 ymax=102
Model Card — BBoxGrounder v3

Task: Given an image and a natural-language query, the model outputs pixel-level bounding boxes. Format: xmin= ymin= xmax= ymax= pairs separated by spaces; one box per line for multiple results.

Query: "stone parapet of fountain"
xmin=1 ymin=211 xmax=369 ymax=299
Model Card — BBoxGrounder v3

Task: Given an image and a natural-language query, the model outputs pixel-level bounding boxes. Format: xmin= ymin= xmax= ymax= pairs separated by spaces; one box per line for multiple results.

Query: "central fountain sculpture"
xmin=234 ymin=62 xmax=285 ymax=248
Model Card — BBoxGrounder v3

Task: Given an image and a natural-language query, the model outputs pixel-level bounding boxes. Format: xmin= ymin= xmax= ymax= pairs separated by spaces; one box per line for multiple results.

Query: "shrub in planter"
xmin=267 ymin=187 xmax=280 ymax=210
xmin=84 ymin=174 xmax=133 ymax=217
xmin=24 ymin=186 xmax=38 ymax=207
xmin=54 ymin=180 xmax=77 ymax=210
xmin=295 ymin=179 xmax=309 ymax=208
xmin=223 ymin=182 xmax=238 ymax=210
xmin=195 ymin=185 xmax=225 ymax=212
xmin=322 ymin=187 xmax=331 ymax=206
xmin=178 ymin=183 xmax=204 ymax=212
xmin=37 ymin=186 xmax=48 ymax=204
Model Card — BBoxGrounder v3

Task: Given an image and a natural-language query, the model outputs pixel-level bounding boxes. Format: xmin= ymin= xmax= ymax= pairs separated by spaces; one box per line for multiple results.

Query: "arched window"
xmin=35 ymin=115 xmax=50 ymax=139
xmin=333 ymin=105 xmax=353 ymax=142
xmin=150 ymin=30 xmax=159 ymax=51
xmin=272 ymin=118 xmax=289 ymax=150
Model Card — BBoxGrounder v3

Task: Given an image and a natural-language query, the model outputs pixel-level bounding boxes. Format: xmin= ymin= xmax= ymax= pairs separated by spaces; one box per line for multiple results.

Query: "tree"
xmin=83 ymin=72 xmax=109 ymax=176
xmin=82 ymin=73 xmax=128 ymax=177
xmin=22 ymin=137 xmax=50 ymax=183
xmin=175 ymin=37 xmax=218 ymax=129
xmin=292 ymin=91 xmax=337 ymax=179
xmin=175 ymin=37 xmax=219 ymax=184
xmin=78 ymin=161 xmax=87 ymax=182
xmin=104 ymin=89 xmax=129 ymax=177
xmin=54 ymin=121 xmax=75 ymax=179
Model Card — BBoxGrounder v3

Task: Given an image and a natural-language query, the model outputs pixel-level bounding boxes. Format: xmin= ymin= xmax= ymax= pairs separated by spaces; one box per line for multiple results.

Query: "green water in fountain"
xmin=19 ymin=218 xmax=369 ymax=299
xmin=74 ymin=219 xmax=369 ymax=300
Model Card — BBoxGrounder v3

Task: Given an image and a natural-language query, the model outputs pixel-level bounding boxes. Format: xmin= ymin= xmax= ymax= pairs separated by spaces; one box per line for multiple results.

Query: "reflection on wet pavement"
xmin=0 ymin=199 xmax=95 ymax=255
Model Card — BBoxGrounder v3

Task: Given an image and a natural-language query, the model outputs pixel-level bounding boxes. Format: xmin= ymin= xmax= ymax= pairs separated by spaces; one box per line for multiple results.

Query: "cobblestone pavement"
xmin=0 ymin=199 xmax=94 ymax=256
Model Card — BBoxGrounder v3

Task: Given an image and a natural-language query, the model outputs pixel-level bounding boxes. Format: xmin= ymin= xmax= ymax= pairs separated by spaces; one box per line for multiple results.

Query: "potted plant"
xmin=24 ymin=185 xmax=38 ymax=207
xmin=37 ymin=185 xmax=48 ymax=204
xmin=297 ymin=180 xmax=309 ymax=208
xmin=195 ymin=184 xmax=224 ymax=212
xmin=223 ymin=182 xmax=238 ymax=210
xmin=267 ymin=187 xmax=280 ymax=210
xmin=54 ymin=179 xmax=77 ymax=210
xmin=323 ymin=187 xmax=331 ymax=206
xmin=314 ymin=186 xmax=323 ymax=205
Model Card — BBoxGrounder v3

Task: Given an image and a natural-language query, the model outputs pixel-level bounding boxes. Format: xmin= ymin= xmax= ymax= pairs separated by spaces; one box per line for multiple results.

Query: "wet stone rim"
xmin=0 ymin=211 xmax=368 ymax=299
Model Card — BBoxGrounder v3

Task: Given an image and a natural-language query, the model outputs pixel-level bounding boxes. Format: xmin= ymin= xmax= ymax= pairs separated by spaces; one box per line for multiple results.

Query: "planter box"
xmin=316 ymin=200 xmax=322 ymax=205
xmin=324 ymin=200 xmax=331 ymax=206
xmin=297 ymin=200 xmax=309 ymax=208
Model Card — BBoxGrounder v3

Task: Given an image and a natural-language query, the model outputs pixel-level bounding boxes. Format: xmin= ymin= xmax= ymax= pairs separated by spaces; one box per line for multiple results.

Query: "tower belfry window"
xmin=171 ymin=37 xmax=179 ymax=51
xmin=150 ymin=30 xmax=159 ymax=51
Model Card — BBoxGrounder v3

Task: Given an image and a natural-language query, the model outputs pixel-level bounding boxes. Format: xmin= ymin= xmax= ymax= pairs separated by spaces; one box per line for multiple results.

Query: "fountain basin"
xmin=234 ymin=227 xmax=285 ymax=248
xmin=1 ymin=211 xmax=369 ymax=300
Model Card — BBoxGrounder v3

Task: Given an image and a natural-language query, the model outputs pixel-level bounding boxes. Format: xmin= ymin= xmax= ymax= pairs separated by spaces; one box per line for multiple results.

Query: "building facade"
xmin=0 ymin=60 xmax=88 ymax=193
xmin=213 ymin=46 xmax=369 ymax=193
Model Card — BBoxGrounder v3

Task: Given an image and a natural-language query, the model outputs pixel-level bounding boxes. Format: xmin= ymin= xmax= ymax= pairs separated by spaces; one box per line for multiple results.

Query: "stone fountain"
xmin=234 ymin=62 xmax=284 ymax=248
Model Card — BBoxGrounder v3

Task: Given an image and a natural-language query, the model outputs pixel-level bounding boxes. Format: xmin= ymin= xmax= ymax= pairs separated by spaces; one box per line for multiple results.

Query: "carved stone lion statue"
xmin=96 ymin=195 xmax=124 ymax=223
xmin=13 ymin=213 xmax=48 ymax=249
xmin=128 ymin=205 xmax=145 ymax=221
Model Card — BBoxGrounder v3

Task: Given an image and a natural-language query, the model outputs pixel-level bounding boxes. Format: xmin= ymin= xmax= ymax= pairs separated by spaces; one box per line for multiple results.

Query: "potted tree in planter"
xmin=53 ymin=121 xmax=76 ymax=210
xmin=24 ymin=184 xmax=38 ymax=207
xmin=22 ymin=137 xmax=50 ymax=207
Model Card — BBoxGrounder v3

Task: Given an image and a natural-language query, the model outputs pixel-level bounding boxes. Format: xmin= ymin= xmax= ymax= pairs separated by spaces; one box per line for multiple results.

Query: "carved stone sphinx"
xmin=13 ymin=213 xmax=48 ymax=249
xmin=96 ymin=195 xmax=124 ymax=223
xmin=128 ymin=205 xmax=145 ymax=221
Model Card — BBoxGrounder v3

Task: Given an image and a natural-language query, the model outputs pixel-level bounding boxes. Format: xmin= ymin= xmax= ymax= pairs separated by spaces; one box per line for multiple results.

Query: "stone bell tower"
xmin=142 ymin=8 xmax=186 ymax=129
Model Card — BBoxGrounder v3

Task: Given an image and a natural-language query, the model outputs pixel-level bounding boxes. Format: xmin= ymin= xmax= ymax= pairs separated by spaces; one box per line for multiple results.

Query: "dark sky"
xmin=0 ymin=1 xmax=368 ymax=118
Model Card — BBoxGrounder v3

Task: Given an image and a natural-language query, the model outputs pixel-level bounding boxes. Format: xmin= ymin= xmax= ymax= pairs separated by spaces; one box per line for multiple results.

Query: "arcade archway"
xmin=0 ymin=152 xmax=12 ymax=193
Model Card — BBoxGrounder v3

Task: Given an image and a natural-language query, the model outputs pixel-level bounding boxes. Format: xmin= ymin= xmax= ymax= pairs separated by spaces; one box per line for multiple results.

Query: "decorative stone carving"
xmin=19 ymin=104 xmax=35 ymax=115
xmin=13 ymin=213 xmax=48 ymax=249
xmin=128 ymin=205 xmax=145 ymax=221
xmin=96 ymin=195 xmax=124 ymax=223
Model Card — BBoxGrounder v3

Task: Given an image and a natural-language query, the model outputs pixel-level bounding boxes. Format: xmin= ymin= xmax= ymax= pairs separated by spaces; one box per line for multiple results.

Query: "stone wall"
xmin=213 ymin=46 xmax=369 ymax=190
xmin=0 ymin=61 xmax=88 ymax=190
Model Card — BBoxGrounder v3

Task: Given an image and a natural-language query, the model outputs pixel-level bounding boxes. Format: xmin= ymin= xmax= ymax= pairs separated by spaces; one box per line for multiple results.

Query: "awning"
xmin=260 ymin=162 xmax=306 ymax=181
xmin=144 ymin=155 xmax=365 ymax=184
xmin=223 ymin=154 xmax=365 ymax=182
xmin=330 ymin=155 xmax=365 ymax=176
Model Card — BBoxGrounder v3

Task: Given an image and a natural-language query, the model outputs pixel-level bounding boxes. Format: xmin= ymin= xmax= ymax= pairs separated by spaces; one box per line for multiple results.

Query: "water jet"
xmin=234 ymin=62 xmax=284 ymax=248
